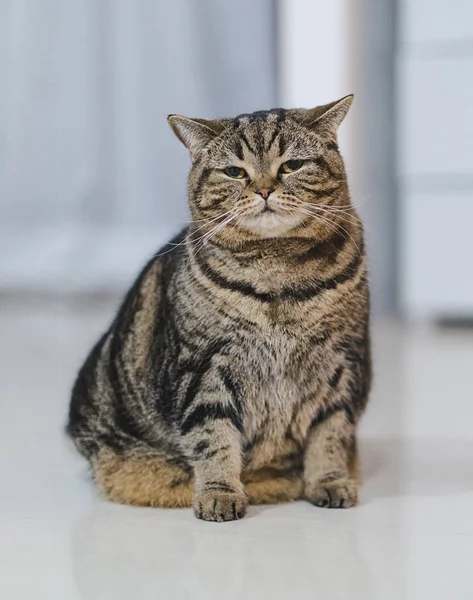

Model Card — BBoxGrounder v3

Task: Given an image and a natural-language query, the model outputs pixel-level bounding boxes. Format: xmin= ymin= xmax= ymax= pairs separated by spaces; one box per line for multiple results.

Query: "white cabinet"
xmin=398 ymin=3 xmax=473 ymax=319
xmin=400 ymin=191 xmax=473 ymax=319
xmin=400 ymin=0 xmax=473 ymax=44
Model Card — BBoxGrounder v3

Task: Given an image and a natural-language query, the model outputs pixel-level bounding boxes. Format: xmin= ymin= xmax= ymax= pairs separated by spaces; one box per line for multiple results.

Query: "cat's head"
xmin=168 ymin=96 xmax=353 ymax=242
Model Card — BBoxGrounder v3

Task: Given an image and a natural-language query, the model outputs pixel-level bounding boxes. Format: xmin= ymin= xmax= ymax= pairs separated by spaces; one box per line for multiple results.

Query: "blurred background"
xmin=1 ymin=0 xmax=472 ymax=319
xmin=1 ymin=2 xmax=473 ymax=598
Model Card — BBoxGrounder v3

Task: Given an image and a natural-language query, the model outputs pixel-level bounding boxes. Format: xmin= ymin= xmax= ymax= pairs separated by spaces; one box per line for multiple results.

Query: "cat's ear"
xmin=290 ymin=95 xmax=354 ymax=138
xmin=167 ymin=115 xmax=226 ymax=159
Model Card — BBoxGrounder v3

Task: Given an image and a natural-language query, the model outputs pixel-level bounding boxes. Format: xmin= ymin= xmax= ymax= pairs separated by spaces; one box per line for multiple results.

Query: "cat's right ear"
xmin=167 ymin=116 xmax=224 ymax=160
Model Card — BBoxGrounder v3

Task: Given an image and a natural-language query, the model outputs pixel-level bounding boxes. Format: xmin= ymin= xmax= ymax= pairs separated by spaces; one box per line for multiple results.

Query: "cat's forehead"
xmin=219 ymin=109 xmax=295 ymax=162
xmin=231 ymin=109 xmax=288 ymax=145
xmin=216 ymin=108 xmax=313 ymax=163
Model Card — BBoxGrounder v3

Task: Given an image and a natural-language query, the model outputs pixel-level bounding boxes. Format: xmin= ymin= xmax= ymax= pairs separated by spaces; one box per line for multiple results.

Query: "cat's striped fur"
xmin=67 ymin=96 xmax=371 ymax=521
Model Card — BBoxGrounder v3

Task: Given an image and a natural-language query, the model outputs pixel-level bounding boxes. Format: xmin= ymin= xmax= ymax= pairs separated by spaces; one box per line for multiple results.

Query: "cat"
xmin=67 ymin=95 xmax=371 ymax=522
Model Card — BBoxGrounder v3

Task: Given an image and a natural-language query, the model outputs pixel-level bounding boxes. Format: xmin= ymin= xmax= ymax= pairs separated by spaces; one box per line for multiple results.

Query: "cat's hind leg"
xmin=243 ymin=468 xmax=304 ymax=505
xmin=242 ymin=437 xmax=304 ymax=504
xmin=92 ymin=448 xmax=194 ymax=508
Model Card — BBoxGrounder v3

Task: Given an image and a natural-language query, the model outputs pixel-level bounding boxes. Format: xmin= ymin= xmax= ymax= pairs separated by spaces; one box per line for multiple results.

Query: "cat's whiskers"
xmin=187 ymin=215 xmax=238 ymax=267
xmin=299 ymin=201 xmax=368 ymax=230
xmin=284 ymin=195 xmax=371 ymax=233
xmin=282 ymin=203 xmax=364 ymax=258
xmin=295 ymin=190 xmax=374 ymax=213
xmin=333 ymin=189 xmax=376 ymax=211
xmin=184 ymin=197 xmax=253 ymax=267
xmin=184 ymin=210 xmax=234 ymax=239
xmin=186 ymin=210 xmax=243 ymax=264
xmin=307 ymin=211 xmax=363 ymax=259
xmin=300 ymin=204 xmax=368 ymax=251
xmin=154 ymin=210 xmax=235 ymax=259
xmin=283 ymin=196 xmax=365 ymax=229
xmin=281 ymin=195 xmax=366 ymax=236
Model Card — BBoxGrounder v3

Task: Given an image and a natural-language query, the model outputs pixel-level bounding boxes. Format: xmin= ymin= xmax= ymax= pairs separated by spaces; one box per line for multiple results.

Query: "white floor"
xmin=1 ymin=301 xmax=473 ymax=599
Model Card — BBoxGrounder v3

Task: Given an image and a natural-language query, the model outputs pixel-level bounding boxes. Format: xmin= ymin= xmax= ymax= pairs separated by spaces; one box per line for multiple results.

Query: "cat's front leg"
xmin=191 ymin=420 xmax=247 ymax=522
xmin=304 ymin=352 xmax=370 ymax=509
xmin=179 ymin=368 xmax=247 ymax=522
xmin=303 ymin=408 xmax=359 ymax=508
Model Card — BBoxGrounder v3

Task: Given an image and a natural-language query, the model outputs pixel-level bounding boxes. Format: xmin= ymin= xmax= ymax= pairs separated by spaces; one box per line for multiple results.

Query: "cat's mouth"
xmin=239 ymin=210 xmax=303 ymax=238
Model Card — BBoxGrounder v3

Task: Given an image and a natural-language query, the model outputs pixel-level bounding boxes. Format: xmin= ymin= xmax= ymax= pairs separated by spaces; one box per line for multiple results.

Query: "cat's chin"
xmin=239 ymin=213 xmax=302 ymax=238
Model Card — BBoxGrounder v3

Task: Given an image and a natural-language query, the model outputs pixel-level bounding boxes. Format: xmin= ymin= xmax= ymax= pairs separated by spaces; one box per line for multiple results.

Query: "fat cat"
xmin=67 ymin=95 xmax=371 ymax=521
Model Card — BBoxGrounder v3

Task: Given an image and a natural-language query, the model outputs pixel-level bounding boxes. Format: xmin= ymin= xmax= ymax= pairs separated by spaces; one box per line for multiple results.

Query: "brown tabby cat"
xmin=67 ymin=95 xmax=371 ymax=522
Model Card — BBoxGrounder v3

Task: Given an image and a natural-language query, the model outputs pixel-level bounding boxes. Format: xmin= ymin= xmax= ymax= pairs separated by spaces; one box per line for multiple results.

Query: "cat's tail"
xmin=92 ymin=449 xmax=194 ymax=508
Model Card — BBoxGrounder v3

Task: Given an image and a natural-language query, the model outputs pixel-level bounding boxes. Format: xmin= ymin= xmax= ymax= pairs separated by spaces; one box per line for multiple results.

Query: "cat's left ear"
xmin=291 ymin=95 xmax=354 ymax=138
xmin=167 ymin=115 xmax=227 ymax=160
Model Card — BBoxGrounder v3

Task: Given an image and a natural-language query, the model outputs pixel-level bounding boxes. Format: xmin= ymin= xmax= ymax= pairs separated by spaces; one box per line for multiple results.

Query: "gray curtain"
xmin=0 ymin=0 xmax=276 ymax=293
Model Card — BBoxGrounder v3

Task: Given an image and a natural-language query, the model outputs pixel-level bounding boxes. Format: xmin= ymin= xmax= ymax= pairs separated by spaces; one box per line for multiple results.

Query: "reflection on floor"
xmin=1 ymin=301 xmax=472 ymax=599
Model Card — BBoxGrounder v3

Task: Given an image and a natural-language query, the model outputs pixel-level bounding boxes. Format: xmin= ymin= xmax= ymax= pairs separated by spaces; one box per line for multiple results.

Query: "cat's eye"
xmin=224 ymin=166 xmax=247 ymax=179
xmin=279 ymin=159 xmax=303 ymax=174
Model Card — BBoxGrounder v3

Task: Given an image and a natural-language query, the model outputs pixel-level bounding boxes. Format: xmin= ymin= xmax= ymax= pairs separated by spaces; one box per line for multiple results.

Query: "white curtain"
xmin=0 ymin=0 xmax=276 ymax=293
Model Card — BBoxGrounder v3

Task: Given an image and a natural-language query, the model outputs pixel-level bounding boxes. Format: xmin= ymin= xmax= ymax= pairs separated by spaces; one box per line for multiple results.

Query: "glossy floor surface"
xmin=1 ymin=302 xmax=473 ymax=599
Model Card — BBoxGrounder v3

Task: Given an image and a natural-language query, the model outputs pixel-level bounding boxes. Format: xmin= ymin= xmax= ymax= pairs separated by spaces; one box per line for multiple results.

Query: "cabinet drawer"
xmin=400 ymin=0 xmax=473 ymax=44
xmin=400 ymin=190 xmax=473 ymax=319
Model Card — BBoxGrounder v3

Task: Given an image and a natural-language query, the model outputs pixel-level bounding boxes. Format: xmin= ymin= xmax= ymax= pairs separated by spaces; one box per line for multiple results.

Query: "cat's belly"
xmin=243 ymin=379 xmax=300 ymax=470
xmin=237 ymin=336 xmax=320 ymax=471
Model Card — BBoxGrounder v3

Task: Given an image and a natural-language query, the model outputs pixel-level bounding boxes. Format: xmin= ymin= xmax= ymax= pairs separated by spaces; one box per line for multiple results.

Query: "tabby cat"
xmin=67 ymin=95 xmax=371 ymax=522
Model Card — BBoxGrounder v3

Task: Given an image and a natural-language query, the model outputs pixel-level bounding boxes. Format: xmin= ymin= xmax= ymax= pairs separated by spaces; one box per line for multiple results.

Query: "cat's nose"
xmin=255 ymin=188 xmax=274 ymax=200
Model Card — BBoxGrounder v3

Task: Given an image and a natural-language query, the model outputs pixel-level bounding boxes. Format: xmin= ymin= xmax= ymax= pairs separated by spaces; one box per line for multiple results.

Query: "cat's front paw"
xmin=305 ymin=477 xmax=358 ymax=509
xmin=193 ymin=489 xmax=248 ymax=522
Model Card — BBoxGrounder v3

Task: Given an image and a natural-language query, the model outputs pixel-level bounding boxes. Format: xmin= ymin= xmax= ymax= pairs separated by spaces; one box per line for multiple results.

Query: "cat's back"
xmin=67 ymin=228 xmax=189 ymax=455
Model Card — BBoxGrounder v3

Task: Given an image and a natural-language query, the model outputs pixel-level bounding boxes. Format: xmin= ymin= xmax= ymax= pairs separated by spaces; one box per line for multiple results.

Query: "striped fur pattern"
xmin=67 ymin=95 xmax=371 ymax=521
